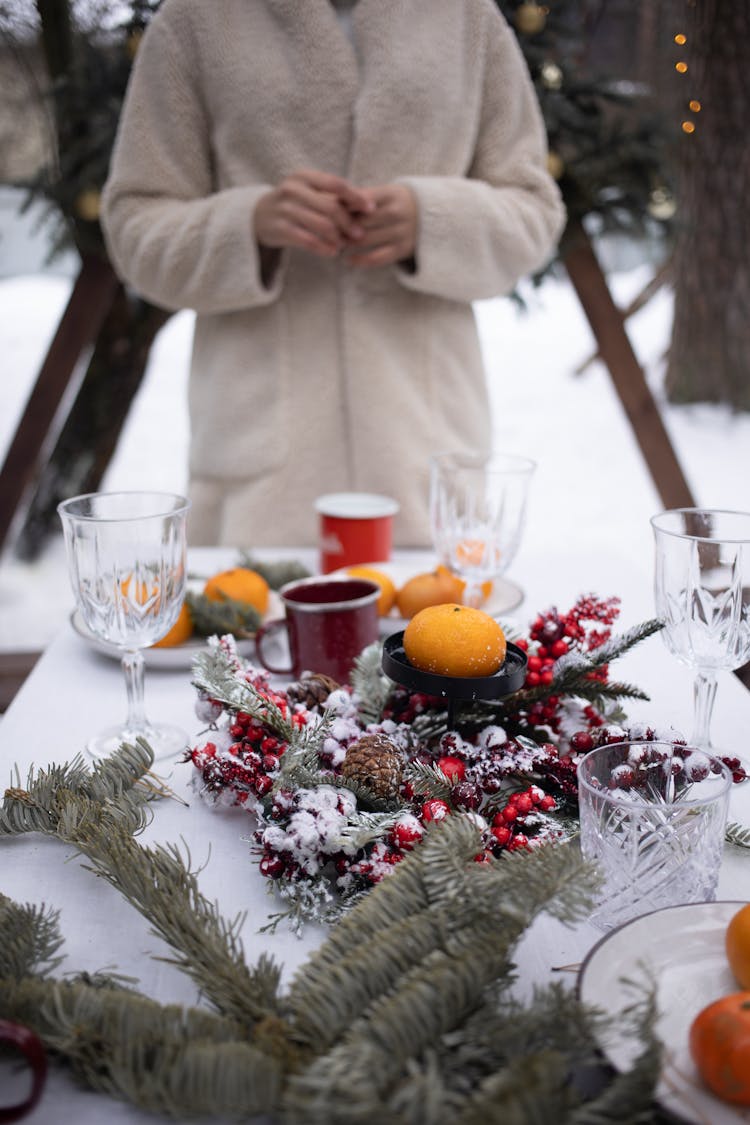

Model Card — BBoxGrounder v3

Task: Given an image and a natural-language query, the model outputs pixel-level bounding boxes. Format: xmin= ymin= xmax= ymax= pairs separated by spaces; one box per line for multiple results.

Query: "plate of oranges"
xmin=70 ymin=564 xmax=282 ymax=669
xmin=578 ymin=900 xmax=750 ymax=1123
xmin=333 ymin=562 xmax=524 ymax=629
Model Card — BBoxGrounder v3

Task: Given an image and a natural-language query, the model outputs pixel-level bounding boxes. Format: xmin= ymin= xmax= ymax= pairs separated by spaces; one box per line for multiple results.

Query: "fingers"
xmin=255 ymin=170 xmax=370 ymax=256
xmin=254 ymin=173 xmax=417 ymax=266
xmin=299 ymin=169 xmax=374 ymax=218
xmin=344 ymin=183 xmax=418 ymax=268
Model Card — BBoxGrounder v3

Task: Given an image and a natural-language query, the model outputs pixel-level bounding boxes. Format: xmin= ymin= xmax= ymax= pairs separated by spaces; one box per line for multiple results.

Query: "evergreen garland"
xmin=0 ymin=743 xmax=666 ymax=1122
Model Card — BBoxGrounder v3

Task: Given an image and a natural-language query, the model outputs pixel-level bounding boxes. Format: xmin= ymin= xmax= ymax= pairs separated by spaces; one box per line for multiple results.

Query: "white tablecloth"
xmin=2 ymin=546 xmax=750 ymax=1123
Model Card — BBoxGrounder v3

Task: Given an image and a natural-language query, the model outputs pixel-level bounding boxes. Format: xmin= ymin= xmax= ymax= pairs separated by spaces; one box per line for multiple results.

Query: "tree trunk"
xmin=14 ymin=295 xmax=172 ymax=560
xmin=665 ymin=0 xmax=750 ymax=408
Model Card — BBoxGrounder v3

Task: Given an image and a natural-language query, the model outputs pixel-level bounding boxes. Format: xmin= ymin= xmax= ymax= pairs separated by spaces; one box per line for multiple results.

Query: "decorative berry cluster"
xmin=570 ymin=722 xmax=747 ymax=786
xmin=511 ymin=594 xmax=623 ymax=735
xmin=188 ymin=670 xmax=307 ymax=805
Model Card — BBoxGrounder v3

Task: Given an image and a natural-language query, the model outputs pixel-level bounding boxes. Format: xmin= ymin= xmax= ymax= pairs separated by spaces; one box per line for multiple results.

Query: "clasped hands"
xmin=254 ymin=168 xmax=417 ymax=269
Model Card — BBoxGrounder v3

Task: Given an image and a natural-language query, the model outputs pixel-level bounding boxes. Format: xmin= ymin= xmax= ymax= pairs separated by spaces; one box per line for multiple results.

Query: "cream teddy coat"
xmin=101 ymin=0 xmax=565 ymax=548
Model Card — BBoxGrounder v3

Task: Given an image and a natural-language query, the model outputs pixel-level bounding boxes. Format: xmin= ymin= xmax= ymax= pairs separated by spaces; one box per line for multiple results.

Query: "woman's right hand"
xmin=254 ymin=169 xmax=373 ymax=258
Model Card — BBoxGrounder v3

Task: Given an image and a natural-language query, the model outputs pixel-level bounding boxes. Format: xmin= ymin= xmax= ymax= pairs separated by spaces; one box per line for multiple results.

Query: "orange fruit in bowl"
xmin=203 ymin=567 xmax=269 ymax=615
xmin=726 ymin=903 xmax=750 ymax=988
xmin=395 ymin=566 xmax=463 ymax=619
xmin=346 ymin=565 xmax=397 ymax=616
xmin=152 ymin=602 xmax=194 ymax=648
xmin=403 ymin=603 xmax=506 ymax=678
xmin=689 ymin=991 xmax=750 ymax=1105
xmin=120 ymin=574 xmax=159 ymax=607
xmin=396 ymin=564 xmax=493 ymax=617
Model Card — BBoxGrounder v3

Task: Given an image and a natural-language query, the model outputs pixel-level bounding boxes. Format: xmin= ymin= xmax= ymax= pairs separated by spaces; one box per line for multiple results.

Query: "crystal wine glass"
xmin=429 ymin=452 xmax=536 ymax=607
xmin=58 ymin=491 xmax=191 ymax=760
xmin=651 ymin=508 xmax=750 ymax=752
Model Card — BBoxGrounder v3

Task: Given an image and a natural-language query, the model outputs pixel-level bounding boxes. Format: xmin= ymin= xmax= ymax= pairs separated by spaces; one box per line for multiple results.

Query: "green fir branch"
xmin=185 ymin=590 xmax=262 ymax=639
xmin=351 ymin=641 xmax=393 ymax=724
xmin=0 ymin=740 xmax=155 ymax=838
xmin=726 ymin=821 xmax=750 ymax=849
xmin=403 ymin=760 xmax=454 ymax=803
xmin=0 ymin=895 xmax=65 ymax=980
xmin=191 ymin=646 xmax=298 ymax=742
xmin=69 ymin=817 xmax=282 ymax=1029
xmin=236 ymin=553 xmax=312 ymax=590
xmin=514 ymin=619 xmax=662 ymax=710
xmin=0 ymin=976 xmax=283 ymax=1119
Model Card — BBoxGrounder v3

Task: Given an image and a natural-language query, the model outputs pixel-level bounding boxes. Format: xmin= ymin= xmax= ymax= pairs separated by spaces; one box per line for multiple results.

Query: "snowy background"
xmin=2 ymin=185 xmax=750 ymax=653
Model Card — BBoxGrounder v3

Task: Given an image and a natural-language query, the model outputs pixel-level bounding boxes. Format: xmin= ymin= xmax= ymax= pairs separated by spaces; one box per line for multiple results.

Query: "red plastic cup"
xmin=314 ymin=492 xmax=399 ymax=574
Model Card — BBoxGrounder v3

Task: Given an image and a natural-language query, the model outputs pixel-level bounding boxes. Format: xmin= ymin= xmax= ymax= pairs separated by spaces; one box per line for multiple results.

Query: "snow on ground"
xmin=2 ymin=227 xmax=750 ymax=653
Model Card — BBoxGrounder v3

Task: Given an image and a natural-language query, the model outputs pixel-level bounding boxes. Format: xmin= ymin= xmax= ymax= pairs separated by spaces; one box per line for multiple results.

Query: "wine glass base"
xmin=86 ymin=722 xmax=190 ymax=763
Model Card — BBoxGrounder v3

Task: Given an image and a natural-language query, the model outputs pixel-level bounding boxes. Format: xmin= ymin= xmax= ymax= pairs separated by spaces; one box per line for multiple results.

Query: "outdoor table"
xmin=2 ymin=545 xmax=749 ymax=1124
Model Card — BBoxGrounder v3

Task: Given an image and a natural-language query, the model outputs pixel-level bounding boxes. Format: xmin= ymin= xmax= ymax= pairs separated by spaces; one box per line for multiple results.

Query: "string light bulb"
xmin=682 ymin=121 xmax=696 ymax=134
xmin=674 ymin=33 xmax=687 ymax=45
xmin=675 ymin=61 xmax=688 ymax=73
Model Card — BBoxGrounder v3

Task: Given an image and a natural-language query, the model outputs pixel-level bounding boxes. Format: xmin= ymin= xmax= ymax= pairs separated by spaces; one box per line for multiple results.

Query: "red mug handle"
xmin=254 ymin=617 xmax=293 ymax=675
xmin=0 ymin=1020 xmax=47 ymax=1123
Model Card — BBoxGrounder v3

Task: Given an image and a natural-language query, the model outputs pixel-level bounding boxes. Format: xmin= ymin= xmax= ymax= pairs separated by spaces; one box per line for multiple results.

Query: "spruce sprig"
xmin=726 ymin=821 xmax=750 ymax=849
xmin=513 ymin=619 xmax=663 ymax=710
xmin=351 ymin=641 xmax=393 ymax=725
xmin=0 ymin=895 xmax=65 ymax=980
xmin=192 ymin=647 xmax=299 ymax=743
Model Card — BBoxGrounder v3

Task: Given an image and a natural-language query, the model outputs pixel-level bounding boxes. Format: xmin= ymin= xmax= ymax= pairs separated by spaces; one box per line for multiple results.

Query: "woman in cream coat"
xmin=102 ymin=0 xmax=565 ymax=547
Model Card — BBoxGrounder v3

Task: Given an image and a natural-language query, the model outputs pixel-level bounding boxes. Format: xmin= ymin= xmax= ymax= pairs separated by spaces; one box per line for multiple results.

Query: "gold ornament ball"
xmin=515 ymin=3 xmax=547 ymax=35
xmin=647 ymin=187 xmax=677 ymax=221
xmin=541 ymin=61 xmax=563 ymax=90
xmin=546 ymin=151 xmax=565 ymax=180
xmin=74 ymin=188 xmax=101 ymax=222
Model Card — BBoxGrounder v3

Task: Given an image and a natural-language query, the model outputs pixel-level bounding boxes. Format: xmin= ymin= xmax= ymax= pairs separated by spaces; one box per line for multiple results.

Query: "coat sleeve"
xmin=100 ymin=14 xmax=284 ymax=315
xmin=395 ymin=9 xmax=566 ymax=304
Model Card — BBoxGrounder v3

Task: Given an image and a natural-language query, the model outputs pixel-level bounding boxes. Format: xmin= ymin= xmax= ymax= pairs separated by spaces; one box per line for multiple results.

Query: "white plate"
xmin=332 ymin=561 xmax=524 ymax=630
xmin=68 ymin=588 xmax=282 ymax=670
xmin=578 ymin=901 xmax=750 ymax=1124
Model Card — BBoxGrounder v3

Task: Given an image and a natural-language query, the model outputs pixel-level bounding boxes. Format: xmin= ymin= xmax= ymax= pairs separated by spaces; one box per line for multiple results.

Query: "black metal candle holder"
xmin=381 ymin=631 xmax=528 ymax=729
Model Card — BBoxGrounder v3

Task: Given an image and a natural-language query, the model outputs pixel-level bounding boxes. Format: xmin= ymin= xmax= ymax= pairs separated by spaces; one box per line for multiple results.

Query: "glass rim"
xmin=430 ymin=451 xmax=537 ymax=476
xmin=57 ymin=490 xmax=191 ymax=522
xmin=576 ymin=740 xmax=734 ymax=806
xmin=650 ymin=507 xmax=750 ymax=544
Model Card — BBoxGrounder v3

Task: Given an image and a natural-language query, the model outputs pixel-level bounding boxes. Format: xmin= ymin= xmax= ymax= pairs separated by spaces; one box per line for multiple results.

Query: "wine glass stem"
xmin=121 ymin=649 xmax=147 ymax=734
xmin=463 ymin=582 xmax=483 ymax=609
xmin=691 ymin=670 xmax=718 ymax=751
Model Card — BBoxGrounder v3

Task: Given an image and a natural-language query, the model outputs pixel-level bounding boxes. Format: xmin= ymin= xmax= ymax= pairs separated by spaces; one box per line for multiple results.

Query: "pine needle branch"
xmin=191 ymin=647 xmax=296 ymax=741
xmin=0 ymin=740 xmax=155 ymax=838
xmin=66 ymin=811 xmax=283 ymax=1029
xmin=351 ymin=641 xmax=392 ymax=724
xmin=726 ymin=821 xmax=750 ymax=848
xmin=0 ymin=976 xmax=284 ymax=1118
xmin=0 ymin=894 xmax=65 ymax=979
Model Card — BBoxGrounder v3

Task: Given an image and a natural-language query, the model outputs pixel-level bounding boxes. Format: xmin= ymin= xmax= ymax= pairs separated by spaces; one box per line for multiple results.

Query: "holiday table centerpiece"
xmin=186 ymin=594 xmax=748 ymax=931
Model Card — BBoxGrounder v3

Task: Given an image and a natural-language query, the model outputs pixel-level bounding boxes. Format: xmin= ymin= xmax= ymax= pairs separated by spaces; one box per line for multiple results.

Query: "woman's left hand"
xmin=344 ymin=183 xmax=417 ymax=268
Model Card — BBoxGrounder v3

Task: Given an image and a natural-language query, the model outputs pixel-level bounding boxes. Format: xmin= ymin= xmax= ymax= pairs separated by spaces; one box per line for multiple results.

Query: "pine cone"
xmin=341 ymin=734 xmax=403 ymax=799
xmin=286 ymin=673 xmax=340 ymax=710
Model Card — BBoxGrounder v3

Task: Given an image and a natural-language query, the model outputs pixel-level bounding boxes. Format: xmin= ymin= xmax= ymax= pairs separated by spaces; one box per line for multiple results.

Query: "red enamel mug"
xmin=314 ymin=492 xmax=399 ymax=574
xmin=255 ymin=577 xmax=380 ymax=683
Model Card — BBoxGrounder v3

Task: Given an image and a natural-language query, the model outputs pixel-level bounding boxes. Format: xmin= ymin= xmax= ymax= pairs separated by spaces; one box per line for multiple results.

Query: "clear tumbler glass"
xmin=577 ymin=740 xmax=731 ymax=931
